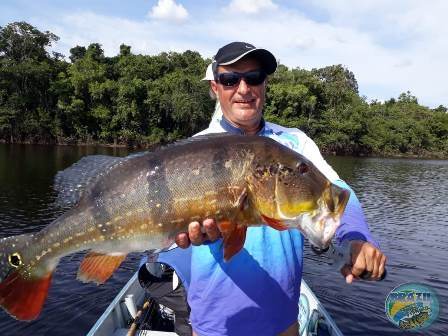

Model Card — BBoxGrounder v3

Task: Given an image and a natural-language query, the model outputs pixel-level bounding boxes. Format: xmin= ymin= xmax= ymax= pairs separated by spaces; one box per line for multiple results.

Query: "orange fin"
xmin=0 ymin=271 xmax=52 ymax=321
xmin=218 ymin=220 xmax=247 ymax=261
xmin=261 ymin=215 xmax=289 ymax=231
xmin=77 ymin=252 xmax=126 ymax=284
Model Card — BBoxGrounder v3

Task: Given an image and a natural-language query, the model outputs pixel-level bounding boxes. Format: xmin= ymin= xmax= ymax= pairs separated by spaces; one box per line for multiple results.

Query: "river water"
xmin=0 ymin=144 xmax=446 ymax=335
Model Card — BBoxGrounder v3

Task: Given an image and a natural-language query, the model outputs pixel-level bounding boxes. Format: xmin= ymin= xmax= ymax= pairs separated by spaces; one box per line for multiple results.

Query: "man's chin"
xmin=232 ymin=106 xmax=258 ymax=115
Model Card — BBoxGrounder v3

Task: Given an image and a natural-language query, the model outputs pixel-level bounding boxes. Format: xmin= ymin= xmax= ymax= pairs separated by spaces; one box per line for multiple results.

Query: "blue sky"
xmin=1 ymin=0 xmax=447 ymax=108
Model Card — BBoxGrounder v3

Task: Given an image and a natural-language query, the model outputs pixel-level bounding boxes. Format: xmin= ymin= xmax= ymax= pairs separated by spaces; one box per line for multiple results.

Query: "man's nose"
xmin=237 ymin=78 xmax=250 ymax=94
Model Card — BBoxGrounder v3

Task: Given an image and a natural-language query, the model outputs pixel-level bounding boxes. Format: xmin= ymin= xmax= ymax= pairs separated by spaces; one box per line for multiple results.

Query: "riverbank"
xmin=322 ymin=149 xmax=448 ymax=160
xmin=2 ymin=139 xmax=447 ymax=160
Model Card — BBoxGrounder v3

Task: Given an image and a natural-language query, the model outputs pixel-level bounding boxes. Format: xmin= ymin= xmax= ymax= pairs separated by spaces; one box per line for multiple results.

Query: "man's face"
xmin=211 ymin=57 xmax=266 ymax=134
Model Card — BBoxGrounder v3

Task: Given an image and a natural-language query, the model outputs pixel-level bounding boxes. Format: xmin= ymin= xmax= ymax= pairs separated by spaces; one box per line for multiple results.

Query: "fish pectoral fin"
xmin=261 ymin=215 xmax=289 ymax=231
xmin=234 ymin=187 xmax=248 ymax=210
xmin=0 ymin=270 xmax=53 ymax=321
xmin=218 ymin=220 xmax=247 ymax=262
xmin=77 ymin=252 xmax=126 ymax=284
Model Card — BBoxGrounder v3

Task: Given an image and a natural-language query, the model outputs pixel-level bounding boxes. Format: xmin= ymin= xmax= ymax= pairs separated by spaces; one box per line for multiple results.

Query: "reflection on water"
xmin=0 ymin=145 xmax=447 ymax=335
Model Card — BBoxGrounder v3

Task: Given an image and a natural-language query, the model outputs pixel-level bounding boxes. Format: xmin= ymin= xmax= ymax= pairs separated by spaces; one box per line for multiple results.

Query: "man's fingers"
xmin=346 ymin=241 xmax=388 ymax=281
xmin=371 ymin=255 xmax=380 ymax=279
xmin=376 ymin=254 xmax=387 ymax=280
xmin=175 ymin=232 xmax=191 ymax=248
xmin=203 ymin=218 xmax=221 ymax=241
xmin=188 ymin=221 xmax=205 ymax=245
xmin=380 ymin=254 xmax=387 ymax=273
xmin=351 ymin=253 xmax=367 ymax=278
xmin=176 ymin=219 xmax=220 ymax=248
xmin=340 ymin=265 xmax=354 ymax=284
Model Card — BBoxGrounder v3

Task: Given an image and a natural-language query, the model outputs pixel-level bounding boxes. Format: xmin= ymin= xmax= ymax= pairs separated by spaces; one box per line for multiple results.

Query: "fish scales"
xmin=4 ymin=138 xmax=259 ymax=277
xmin=0 ymin=134 xmax=350 ymax=321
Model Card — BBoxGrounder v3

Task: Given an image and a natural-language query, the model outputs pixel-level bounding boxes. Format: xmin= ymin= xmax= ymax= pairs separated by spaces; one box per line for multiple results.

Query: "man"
xmin=170 ymin=41 xmax=386 ymax=335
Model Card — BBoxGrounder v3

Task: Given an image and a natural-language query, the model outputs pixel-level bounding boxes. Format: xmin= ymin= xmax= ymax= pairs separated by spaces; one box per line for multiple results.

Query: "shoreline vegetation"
xmin=1 ymin=22 xmax=447 ymax=159
xmin=1 ymin=140 xmax=444 ymax=160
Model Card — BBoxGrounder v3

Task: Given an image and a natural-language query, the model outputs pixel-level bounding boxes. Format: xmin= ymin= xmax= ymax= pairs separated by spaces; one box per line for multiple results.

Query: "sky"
xmin=1 ymin=0 xmax=447 ymax=108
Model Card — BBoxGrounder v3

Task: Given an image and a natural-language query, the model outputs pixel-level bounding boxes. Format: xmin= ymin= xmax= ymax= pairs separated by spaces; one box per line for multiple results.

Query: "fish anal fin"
xmin=77 ymin=252 xmax=126 ymax=284
xmin=218 ymin=221 xmax=247 ymax=262
xmin=261 ymin=215 xmax=289 ymax=231
xmin=0 ymin=271 xmax=53 ymax=321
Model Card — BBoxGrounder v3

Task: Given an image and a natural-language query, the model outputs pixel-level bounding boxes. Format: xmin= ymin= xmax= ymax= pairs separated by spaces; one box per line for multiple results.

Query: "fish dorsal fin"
xmin=53 ymin=155 xmax=126 ymax=207
xmin=158 ymin=133 xmax=233 ymax=151
xmin=53 ymin=134 xmax=248 ymax=208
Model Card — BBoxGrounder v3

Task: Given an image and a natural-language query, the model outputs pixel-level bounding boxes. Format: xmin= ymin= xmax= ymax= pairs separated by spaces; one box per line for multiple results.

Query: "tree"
xmin=0 ymin=21 xmax=59 ymax=62
xmin=69 ymin=46 xmax=86 ymax=63
xmin=1 ymin=21 xmax=447 ymax=158
xmin=311 ymin=65 xmax=359 ymax=109
xmin=0 ymin=21 xmax=63 ymax=142
xmin=119 ymin=44 xmax=131 ymax=57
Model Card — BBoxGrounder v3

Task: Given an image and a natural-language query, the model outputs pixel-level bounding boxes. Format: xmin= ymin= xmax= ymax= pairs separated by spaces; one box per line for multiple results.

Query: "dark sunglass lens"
xmin=244 ymin=71 xmax=266 ymax=86
xmin=218 ymin=71 xmax=266 ymax=87
xmin=219 ymin=73 xmax=241 ymax=86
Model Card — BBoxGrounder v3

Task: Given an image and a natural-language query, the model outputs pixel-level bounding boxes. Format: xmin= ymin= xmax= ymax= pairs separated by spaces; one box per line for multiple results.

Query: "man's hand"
xmin=340 ymin=241 xmax=387 ymax=284
xmin=175 ymin=218 xmax=221 ymax=248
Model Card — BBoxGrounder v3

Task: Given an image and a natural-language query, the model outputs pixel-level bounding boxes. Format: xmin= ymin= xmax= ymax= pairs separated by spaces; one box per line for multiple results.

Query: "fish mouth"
xmin=288 ymin=210 xmax=341 ymax=249
xmin=283 ymin=185 xmax=350 ymax=250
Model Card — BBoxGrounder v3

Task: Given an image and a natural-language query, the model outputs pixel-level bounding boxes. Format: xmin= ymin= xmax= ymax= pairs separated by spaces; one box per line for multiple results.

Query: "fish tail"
xmin=0 ymin=234 xmax=54 ymax=320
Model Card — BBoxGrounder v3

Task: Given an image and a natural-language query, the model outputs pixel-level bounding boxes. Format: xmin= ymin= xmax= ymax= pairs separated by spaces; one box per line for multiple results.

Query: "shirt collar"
xmin=219 ymin=116 xmax=266 ymax=135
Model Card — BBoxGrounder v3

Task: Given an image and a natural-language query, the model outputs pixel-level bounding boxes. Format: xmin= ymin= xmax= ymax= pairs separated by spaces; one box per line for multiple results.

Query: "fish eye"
xmin=296 ymin=162 xmax=309 ymax=175
xmin=8 ymin=252 xmax=22 ymax=268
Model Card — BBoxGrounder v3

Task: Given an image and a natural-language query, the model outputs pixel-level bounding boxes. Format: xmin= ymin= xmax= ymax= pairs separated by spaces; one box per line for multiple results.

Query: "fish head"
xmin=0 ymin=235 xmax=29 ymax=282
xmin=415 ymin=311 xmax=430 ymax=323
xmin=0 ymin=234 xmax=51 ymax=280
xmin=0 ymin=234 xmax=56 ymax=321
xmin=248 ymin=147 xmax=350 ymax=249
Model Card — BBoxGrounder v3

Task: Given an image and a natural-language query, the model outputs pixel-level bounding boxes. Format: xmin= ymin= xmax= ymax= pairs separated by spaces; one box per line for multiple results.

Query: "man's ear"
xmin=210 ymin=81 xmax=218 ymax=95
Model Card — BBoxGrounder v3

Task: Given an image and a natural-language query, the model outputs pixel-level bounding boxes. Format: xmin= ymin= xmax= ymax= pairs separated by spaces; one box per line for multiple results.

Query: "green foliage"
xmin=0 ymin=22 xmax=61 ymax=143
xmin=0 ymin=21 xmax=447 ymax=158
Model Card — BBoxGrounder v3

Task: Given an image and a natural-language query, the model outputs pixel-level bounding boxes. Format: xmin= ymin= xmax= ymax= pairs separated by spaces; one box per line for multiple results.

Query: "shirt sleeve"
xmin=300 ymin=137 xmax=340 ymax=182
xmin=299 ymin=133 xmax=379 ymax=248
xmin=332 ymin=180 xmax=380 ymax=248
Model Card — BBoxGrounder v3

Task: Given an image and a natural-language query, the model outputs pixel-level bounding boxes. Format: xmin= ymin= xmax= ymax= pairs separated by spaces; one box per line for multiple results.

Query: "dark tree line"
xmin=1 ymin=22 xmax=447 ymax=158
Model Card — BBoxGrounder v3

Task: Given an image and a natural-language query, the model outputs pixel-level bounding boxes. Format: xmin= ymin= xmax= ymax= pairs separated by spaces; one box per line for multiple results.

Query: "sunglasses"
xmin=216 ymin=70 xmax=267 ymax=87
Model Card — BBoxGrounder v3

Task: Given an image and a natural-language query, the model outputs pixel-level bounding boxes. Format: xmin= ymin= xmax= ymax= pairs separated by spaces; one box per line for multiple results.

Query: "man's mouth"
xmin=234 ymin=98 xmax=255 ymax=105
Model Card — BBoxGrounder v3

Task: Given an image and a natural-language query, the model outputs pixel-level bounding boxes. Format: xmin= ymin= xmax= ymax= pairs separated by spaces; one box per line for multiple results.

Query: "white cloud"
xmin=226 ymin=0 xmax=277 ymax=14
xmin=149 ymin=0 xmax=188 ymax=23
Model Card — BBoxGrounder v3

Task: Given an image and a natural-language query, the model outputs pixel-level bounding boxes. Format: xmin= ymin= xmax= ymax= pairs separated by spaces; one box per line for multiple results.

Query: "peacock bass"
xmin=0 ymin=134 xmax=349 ymax=321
